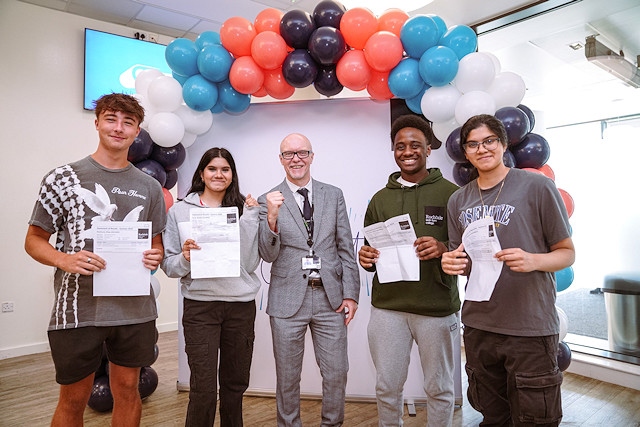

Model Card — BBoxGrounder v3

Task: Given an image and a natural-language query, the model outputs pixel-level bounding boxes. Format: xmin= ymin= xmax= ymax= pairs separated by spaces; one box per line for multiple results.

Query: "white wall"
xmin=0 ymin=0 xmax=179 ymax=358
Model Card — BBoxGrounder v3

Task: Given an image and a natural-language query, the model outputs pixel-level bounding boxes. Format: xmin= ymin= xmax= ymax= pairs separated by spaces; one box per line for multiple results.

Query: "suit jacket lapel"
xmin=311 ymin=179 xmax=324 ymax=241
xmin=280 ymin=180 xmax=308 ymax=238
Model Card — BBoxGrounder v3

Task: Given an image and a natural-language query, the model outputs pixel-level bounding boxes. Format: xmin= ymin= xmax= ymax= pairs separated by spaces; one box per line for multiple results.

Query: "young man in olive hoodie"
xmin=358 ymin=115 xmax=460 ymax=427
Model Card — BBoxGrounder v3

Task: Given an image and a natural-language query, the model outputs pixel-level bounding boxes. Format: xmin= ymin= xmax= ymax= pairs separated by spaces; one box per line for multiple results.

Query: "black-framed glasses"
xmin=463 ymin=138 xmax=500 ymax=153
xmin=281 ymin=150 xmax=312 ymax=160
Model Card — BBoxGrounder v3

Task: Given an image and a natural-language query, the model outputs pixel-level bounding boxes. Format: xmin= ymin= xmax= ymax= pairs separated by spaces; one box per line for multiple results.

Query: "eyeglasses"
xmin=463 ymin=138 xmax=500 ymax=153
xmin=281 ymin=150 xmax=312 ymax=160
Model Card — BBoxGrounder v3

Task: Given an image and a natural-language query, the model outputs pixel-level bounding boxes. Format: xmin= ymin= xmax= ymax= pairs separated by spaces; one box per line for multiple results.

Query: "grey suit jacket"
xmin=258 ymin=179 xmax=360 ymax=318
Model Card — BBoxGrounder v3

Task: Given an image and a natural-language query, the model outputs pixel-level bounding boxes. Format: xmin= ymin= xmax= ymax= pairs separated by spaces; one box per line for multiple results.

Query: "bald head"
xmin=279 ymin=133 xmax=314 ymax=186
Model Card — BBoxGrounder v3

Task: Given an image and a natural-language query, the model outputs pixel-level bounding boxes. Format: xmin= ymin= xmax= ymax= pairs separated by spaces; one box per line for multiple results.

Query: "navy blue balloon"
xmin=280 ymin=10 xmax=316 ymax=49
xmin=164 ymin=169 xmax=178 ymax=190
xmin=138 ymin=366 xmax=159 ymax=400
xmin=495 ymin=106 xmax=531 ymax=146
xmin=557 ymin=341 xmax=571 ymax=372
xmin=511 ymin=133 xmax=550 ymax=169
xmin=453 ymin=162 xmax=477 ymax=186
xmin=503 ymin=150 xmax=516 ymax=168
xmin=135 ymin=159 xmax=167 ymax=187
xmin=282 ymin=49 xmax=319 ymax=88
xmin=308 ymin=26 xmax=346 ymax=65
xmin=88 ymin=375 xmax=113 ymax=412
xmin=314 ymin=66 xmax=343 ymax=97
xmin=517 ymin=104 xmax=536 ymax=132
xmin=128 ymin=128 xmax=154 ymax=163
xmin=313 ymin=0 xmax=346 ymax=28
xmin=150 ymin=143 xmax=186 ymax=171
xmin=445 ymin=127 xmax=466 ymax=163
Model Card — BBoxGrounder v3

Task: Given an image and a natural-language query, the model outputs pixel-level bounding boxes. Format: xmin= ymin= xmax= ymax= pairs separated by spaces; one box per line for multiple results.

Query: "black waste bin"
xmin=601 ymin=273 xmax=640 ymax=356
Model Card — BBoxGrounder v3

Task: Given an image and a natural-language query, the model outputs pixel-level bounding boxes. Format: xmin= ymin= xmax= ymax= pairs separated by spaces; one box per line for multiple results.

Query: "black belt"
xmin=308 ymin=277 xmax=323 ymax=288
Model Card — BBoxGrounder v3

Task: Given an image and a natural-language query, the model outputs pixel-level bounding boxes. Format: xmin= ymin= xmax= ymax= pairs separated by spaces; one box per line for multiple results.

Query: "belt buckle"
xmin=309 ymin=278 xmax=322 ymax=288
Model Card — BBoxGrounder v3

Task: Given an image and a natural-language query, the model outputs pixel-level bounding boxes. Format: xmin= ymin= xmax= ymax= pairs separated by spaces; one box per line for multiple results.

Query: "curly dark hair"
xmin=390 ymin=115 xmax=434 ymax=145
xmin=187 ymin=147 xmax=245 ymax=215
xmin=93 ymin=93 xmax=145 ymax=125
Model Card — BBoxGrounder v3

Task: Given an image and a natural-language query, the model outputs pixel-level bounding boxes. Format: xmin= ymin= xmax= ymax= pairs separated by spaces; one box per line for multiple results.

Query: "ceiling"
xmin=18 ymin=0 xmax=640 ymax=127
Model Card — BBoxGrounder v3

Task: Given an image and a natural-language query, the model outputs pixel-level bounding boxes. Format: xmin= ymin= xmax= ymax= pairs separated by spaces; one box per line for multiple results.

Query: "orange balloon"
xmin=263 ymin=69 xmax=295 ymax=99
xmin=229 ymin=56 xmax=264 ymax=94
xmin=367 ymin=70 xmax=393 ymax=100
xmin=251 ymin=31 xmax=288 ymax=70
xmin=557 ymin=188 xmax=575 ymax=217
xmin=378 ymin=8 xmax=410 ymax=37
xmin=340 ymin=7 xmax=378 ymax=50
xmin=336 ymin=49 xmax=371 ymax=91
xmin=363 ymin=31 xmax=404 ymax=72
xmin=220 ymin=16 xmax=257 ymax=57
xmin=254 ymin=8 xmax=284 ymax=34
xmin=162 ymin=188 xmax=174 ymax=212
xmin=253 ymin=85 xmax=268 ymax=97
xmin=539 ymin=164 xmax=555 ymax=180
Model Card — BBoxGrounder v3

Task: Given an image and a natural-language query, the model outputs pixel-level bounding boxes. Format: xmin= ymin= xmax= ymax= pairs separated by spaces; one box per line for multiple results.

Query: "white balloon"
xmin=421 ymin=85 xmax=461 ymax=123
xmin=483 ymin=51 xmax=502 ymax=75
xmin=151 ymin=275 xmax=161 ymax=299
xmin=432 ymin=117 xmax=460 ymax=144
xmin=180 ymin=131 xmax=198 ymax=148
xmin=487 ymin=71 xmax=526 ymax=109
xmin=147 ymin=75 xmax=184 ymax=112
xmin=556 ymin=305 xmax=569 ymax=341
xmin=174 ymin=105 xmax=214 ymax=135
xmin=454 ymin=90 xmax=496 ymax=125
xmin=453 ymin=52 xmax=496 ymax=94
xmin=148 ymin=112 xmax=185 ymax=148
xmin=133 ymin=93 xmax=155 ymax=130
xmin=135 ymin=68 xmax=164 ymax=97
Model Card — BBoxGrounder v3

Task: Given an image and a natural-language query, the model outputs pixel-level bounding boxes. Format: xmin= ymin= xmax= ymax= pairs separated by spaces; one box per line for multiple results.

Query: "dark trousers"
xmin=183 ymin=298 xmax=256 ymax=427
xmin=463 ymin=326 xmax=563 ymax=427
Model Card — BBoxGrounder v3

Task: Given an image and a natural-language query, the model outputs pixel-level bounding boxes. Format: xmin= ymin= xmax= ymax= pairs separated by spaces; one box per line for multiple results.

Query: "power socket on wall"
xmin=134 ymin=32 xmax=159 ymax=43
xmin=2 ymin=302 xmax=14 ymax=313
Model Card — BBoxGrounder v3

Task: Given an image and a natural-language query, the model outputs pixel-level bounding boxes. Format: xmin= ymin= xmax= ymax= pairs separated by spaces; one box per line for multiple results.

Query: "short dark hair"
xmin=390 ymin=115 xmax=434 ymax=145
xmin=459 ymin=114 xmax=508 ymax=150
xmin=93 ymin=93 xmax=145 ymax=125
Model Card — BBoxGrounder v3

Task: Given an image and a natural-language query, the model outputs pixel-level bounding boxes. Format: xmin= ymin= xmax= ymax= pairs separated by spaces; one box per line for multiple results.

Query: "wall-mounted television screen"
xmin=84 ymin=28 xmax=172 ymax=110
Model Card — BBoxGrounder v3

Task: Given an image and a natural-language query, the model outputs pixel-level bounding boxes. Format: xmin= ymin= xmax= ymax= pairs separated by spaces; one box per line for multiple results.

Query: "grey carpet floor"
xmin=556 ymin=287 xmax=608 ymax=340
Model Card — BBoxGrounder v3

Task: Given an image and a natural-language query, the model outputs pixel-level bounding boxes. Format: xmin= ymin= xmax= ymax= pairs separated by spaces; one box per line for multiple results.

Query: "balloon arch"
xmin=128 ymin=0 xmax=575 ymax=295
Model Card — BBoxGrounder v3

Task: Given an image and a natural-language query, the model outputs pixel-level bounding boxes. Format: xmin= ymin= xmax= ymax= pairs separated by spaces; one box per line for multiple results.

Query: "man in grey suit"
xmin=258 ymin=132 xmax=360 ymax=427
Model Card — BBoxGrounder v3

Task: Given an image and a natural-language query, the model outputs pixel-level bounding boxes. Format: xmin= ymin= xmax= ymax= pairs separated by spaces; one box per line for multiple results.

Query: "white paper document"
xmin=93 ymin=221 xmax=152 ymax=296
xmin=362 ymin=213 xmax=419 ymax=283
xmin=189 ymin=207 xmax=240 ymax=279
xmin=462 ymin=216 xmax=504 ymax=302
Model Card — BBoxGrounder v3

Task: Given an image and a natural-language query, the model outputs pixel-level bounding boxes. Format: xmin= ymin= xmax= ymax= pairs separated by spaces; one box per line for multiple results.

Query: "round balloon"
xmin=377 ymin=9 xmax=409 ymax=37
xmin=173 ymin=105 xmax=213 ymax=135
xmin=135 ymin=159 xmax=167 ymax=187
xmin=251 ymin=31 xmax=288 ymax=70
xmin=453 ymin=162 xmax=477 ymax=186
xmin=335 ymin=49 xmax=371 ymax=91
xmin=488 ymin=71 xmax=526 ymax=109
xmin=419 ymin=46 xmax=459 ymax=87
xmin=539 ymin=164 xmax=555 ymax=180
xmin=147 ymin=75 xmax=183 ymax=112
xmin=557 ymin=341 xmax=571 ymax=372
xmin=445 ymin=127 xmax=466 ymax=163
xmin=439 ymin=25 xmax=477 ymax=59
xmin=138 ymin=366 xmax=159 ymax=399
xmin=557 ymin=188 xmax=575 ymax=217
xmin=432 ymin=117 xmax=460 ymax=144
xmin=220 ymin=16 xmax=256 ymax=57
xmin=363 ymin=31 xmax=403 ymax=72
xmin=197 ymin=44 xmax=233 ymax=83
xmin=263 ymin=69 xmax=296 ymax=99
xmin=557 ymin=306 xmax=569 ymax=341
xmin=454 ymin=90 xmax=496 ymax=125
xmin=313 ymin=0 xmax=346 ymax=28
xmin=254 ymin=8 xmax=284 ymax=34
xmin=495 ymin=106 xmax=531 ymax=146
xmin=388 ymin=57 xmax=423 ymax=99
xmin=195 ymin=31 xmax=221 ymax=50
xmin=88 ymin=376 xmax=113 ymax=412
xmin=339 ymin=7 xmax=377 ymax=50
xmin=454 ymin=52 xmax=496 ymax=94
xmin=128 ymin=128 xmax=154 ymax=164
xmin=405 ymin=86 xmax=428 ymax=114
xmin=147 ymin=112 xmax=185 ymax=148
xmin=555 ymin=266 xmax=574 ymax=292
xmin=218 ymin=80 xmax=251 ymax=114
xmin=150 ymin=143 xmax=186 ymax=171
xmin=282 ymin=49 xmax=319 ymax=88
xmin=280 ymin=10 xmax=316 ymax=49
xmin=314 ymin=66 xmax=343 ymax=97
xmin=229 ymin=56 xmax=264 ymax=94
xmin=308 ymin=26 xmax=346 ymax=66
xmin=400 ymin=15 xmax=441 ymax=59
xmin=367 ymin=70 xmax=393 ymax=100
xmin=510 ymin=133 xmax=550 ymax=169
xmin=182 ymin=74 xmax=219 ymax=112
xmin=165 ymin=38 xmax=199 ymax=77
xmin=164 ymin=168 xmax=178 ymax=190
xmin=503 ymin=150 xmax=516 ymax=168
xmin=517 ymin=104 xmax=536 ymax=132
xmin=421 ymin=84 xmax=461 ymax=123
xmin=135 ymin=68 xmax=164 ymax=98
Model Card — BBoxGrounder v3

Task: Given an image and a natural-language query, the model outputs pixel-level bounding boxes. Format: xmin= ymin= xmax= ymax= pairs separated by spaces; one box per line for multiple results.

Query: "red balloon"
xmin=539 ymin=164 xmax=555 ymax=180
xmin=336 ymin=49 xmax=371 ymax=91
xmin=220 ymin=16 xmax=256 ymax=57
xmin=253 ymin=85 xmax=268 ymax=97
xmin=363 ymin=31 xmax=404 ymax=72
xmin=162 ymin=188 xmax=174 ymax=212
xmin=251 ymin=31 xmax=288 ymax=70
xmin=367 ymin=70 xmax=393 ymax=100
xmin=254 ymin=8 xmax=284 ymax=34
xmin=377 ymin=9 xmax=409 ymax=37
xmin=229 ymin=56 xmax=264 ymax=94
xmin=340 ymin=7 xmax=378 ymax=50
xmin=263 ymin=69 xmax=295 ymax=99
xmin=557 ymin=188 xmax=574 ymax=217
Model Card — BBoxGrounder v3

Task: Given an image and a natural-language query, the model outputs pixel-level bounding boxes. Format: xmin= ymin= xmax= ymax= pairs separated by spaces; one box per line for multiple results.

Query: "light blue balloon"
xmin=405 ymin=84 xmax=429 ymax=114
xmin=419 ymin=46 xmax=459 ymax=87
xmin=400 ymin=15 xmax=441 ymax=59
xmin=165 ymin=38 xmax=200 ymax=77
xmin=195 ymin=31 xmax=221 ymax=50
xmin=210 ymin=99 xmax=225 ymax=114
xmin=555 ymin=266 xmax=574 ymax=292
xmin=172 ymin=72 xmax=189 ymax=86
xmin=218 ymin=80 xmax=251 ymax=114
xmin=388 ymin=58 xmax=424 ymax=99
xmin=440 ymin=25 xmax=478 ymax=60
xmin=426 ymin=14 xmax=448 ymax=37
xmin=197 ymin=44 xmax=233 ymax=83
xmin=183 ymin=74 xmax=218 ymax=111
